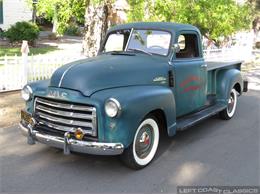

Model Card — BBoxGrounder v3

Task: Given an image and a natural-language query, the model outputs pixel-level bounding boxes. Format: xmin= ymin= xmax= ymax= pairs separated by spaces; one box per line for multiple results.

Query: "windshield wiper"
xmin=105 ymin=51 xmax=135 ymax=56
xmin=126 ymin=48 xmax=153 ymax=56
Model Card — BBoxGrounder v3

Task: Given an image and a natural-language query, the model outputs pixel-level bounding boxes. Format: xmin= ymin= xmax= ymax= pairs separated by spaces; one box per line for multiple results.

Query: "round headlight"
xmin=105 ymin=98 xmax=121 ymax=118
xmin=21 ymin=85 xmax=32 ymax=101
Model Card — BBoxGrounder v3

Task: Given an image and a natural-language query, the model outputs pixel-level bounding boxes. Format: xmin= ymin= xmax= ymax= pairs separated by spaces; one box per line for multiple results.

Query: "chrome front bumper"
xmin=19 ymin=123 xmax=124 ymax=155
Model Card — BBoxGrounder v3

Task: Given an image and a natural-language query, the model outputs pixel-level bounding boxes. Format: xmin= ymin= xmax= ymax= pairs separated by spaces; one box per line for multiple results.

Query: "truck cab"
xmin=20 ymin=22 xmax=247 ymax=169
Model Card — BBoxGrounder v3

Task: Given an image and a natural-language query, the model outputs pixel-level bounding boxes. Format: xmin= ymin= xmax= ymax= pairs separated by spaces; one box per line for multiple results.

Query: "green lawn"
xmin=0 ymin=46 xmax=59 ymax=57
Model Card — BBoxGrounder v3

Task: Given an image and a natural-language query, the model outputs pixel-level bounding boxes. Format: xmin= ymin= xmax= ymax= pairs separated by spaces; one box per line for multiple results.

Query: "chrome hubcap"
xmin=139 ymin=132 xmax=150 ymax=144
xmin=227 ymin=92 xmax=235 ymax=114
xmin=135 ymin=125 xmax=154 ymax=159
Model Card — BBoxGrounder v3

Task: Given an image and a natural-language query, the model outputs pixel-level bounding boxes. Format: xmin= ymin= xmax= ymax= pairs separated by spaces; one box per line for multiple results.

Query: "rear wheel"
xmin=120 ymin=116 xmax=160 ymax=169
xmin=219 ymin=88 xmax=238 ymax=120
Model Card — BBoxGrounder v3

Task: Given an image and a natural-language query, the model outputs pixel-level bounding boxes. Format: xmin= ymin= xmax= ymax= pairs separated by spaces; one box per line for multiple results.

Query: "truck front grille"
xmin=34 ymin=97 xmax=97 ymax=137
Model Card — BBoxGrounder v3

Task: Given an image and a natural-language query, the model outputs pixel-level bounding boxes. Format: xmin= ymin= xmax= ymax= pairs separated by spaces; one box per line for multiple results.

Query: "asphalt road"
xmin=0 ymin=90 xmax=259 ymax=193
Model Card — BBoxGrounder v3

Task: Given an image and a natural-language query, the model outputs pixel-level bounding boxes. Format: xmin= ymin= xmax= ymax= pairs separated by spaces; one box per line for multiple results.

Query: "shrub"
xmin=64 ymin=25 xmax=82 ymax=36
xmin=4 ymin=21 xmax=40 ymax=44
xmin=48 ymin=32 xmax=58 ymax=40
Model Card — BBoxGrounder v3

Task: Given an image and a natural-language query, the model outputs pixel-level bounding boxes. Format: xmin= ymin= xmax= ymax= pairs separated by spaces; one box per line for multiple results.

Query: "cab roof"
xmin=108 ymin=22 xmax=200 ymax=34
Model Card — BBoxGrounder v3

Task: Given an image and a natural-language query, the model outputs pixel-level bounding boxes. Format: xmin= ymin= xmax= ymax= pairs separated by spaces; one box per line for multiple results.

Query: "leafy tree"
xmin=33 ymin=0 xmax=85 ymax=34
xmin=31 ymin=0 xmax=115 ymax=55
xmin=128 ymin=0 xmax=253 ymax=44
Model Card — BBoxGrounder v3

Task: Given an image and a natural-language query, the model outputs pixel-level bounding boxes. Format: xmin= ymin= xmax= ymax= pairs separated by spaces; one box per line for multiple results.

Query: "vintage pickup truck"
xmin=20 ymin=22 xmax=247 ymax=169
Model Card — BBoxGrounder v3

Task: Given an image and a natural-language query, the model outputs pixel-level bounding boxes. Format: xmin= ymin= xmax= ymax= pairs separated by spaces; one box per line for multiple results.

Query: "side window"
xmin=104 ymin=34 xmax=124 ymax=52
xmin=0 ymin=0 xmax=3 ymax=24
xmin=176 ymin=34 xmax=199 ymax=58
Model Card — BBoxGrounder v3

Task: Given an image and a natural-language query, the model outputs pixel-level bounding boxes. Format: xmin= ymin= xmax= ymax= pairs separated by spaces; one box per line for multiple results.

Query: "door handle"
xmin=201 ymin=64 xmax=207 ymax=68
xmin=168 ymin=70 xmax=174 ymax=87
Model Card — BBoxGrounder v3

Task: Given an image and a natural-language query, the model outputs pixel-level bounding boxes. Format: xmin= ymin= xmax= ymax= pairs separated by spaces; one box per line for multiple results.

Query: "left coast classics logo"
xmin=48 ymin=90 xmax=68 ymax=99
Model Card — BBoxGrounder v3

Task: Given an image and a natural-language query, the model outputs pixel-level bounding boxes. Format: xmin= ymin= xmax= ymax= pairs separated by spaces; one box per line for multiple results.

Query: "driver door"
xmin=173 ymin=32 xmax=207 ymax=117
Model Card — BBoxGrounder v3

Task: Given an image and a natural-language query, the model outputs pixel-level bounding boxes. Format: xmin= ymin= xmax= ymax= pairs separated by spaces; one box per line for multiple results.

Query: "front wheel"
xmin=219 ymin=88 xmax=238 ymax=120
xmin=120 ymin=116 xmax=160 ymax=169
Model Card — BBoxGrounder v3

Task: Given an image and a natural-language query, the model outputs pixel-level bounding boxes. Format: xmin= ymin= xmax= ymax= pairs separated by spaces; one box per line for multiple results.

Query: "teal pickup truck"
xmin=20 ymin=22 xmax=247 ymax=169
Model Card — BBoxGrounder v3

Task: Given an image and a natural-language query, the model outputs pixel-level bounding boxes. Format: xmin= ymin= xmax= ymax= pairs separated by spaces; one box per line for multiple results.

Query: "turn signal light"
xmin=74 ymin=128 xmax=84 ymax=140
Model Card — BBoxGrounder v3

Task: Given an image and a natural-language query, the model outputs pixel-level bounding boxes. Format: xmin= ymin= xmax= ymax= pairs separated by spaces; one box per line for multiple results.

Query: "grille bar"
xmin=36 ymin=98 xmax=95 ymax=112
xmin=36 ymin=105 xmax=93 ymax=120
xmin=37 ymin=111 xmax=94 ymax=128
xmin=38 ymin=120 xmax=93 ymax=135
xmin=34 ymin=97 xmax=97 ymax=137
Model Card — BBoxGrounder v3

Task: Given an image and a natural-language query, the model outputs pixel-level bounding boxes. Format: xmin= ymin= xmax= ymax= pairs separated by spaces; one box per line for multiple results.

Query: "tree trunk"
xmin=252 ymin=17 xmax=260 ymax=45
xmin=83 ymin=0 xmax=112 ymax=57
xmin=52 ymin=4 xmax=58 ymax=33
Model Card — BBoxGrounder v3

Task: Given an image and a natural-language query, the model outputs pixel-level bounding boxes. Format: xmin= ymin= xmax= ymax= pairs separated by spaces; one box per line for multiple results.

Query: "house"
xmin=0 ymin=0 xmax=32 ymax=30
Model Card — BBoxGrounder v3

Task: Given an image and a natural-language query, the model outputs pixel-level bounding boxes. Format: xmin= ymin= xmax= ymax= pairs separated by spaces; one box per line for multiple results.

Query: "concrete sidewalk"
xmin=37 ymin=33 xmax=84 ymax=57
xmin=245 ymin=69 xmax=260 ymax=91
xmin=0 ymin=91 xmax=24 ymax=128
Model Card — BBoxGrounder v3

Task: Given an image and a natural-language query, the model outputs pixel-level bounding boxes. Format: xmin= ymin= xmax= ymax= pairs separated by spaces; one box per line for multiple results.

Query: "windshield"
xmin=103 ymin=29 xmax=171 ymax=56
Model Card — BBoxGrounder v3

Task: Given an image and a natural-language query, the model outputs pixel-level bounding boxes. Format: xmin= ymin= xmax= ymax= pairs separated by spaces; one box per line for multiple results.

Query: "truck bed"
xmin=206 ymin=60 xmax=243 ymax=71
xmin=206 ymin=60 xmax=243 ymax=95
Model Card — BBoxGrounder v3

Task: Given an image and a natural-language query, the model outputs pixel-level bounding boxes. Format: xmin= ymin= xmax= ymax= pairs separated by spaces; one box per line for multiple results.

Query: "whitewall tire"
xmin=220 ymin=88 xmax=238 ymax=120
xmin=120 ymin=116 xmax=160 ymax=169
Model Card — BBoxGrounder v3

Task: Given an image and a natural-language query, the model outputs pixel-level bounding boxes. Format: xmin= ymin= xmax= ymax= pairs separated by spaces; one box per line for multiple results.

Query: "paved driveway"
xmin=0 ymin=90 xmax=259 ymax=193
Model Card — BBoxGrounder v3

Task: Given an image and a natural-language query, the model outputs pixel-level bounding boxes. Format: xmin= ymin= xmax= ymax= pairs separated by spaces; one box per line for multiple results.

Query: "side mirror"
xmin=172 ymin=44 xmax=180 ymax=53
xmin=169 ymin=44 xmax=181 ymax=62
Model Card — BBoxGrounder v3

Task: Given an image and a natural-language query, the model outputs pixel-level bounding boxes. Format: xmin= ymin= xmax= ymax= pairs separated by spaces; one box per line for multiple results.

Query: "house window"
xmin=0 ymin=0 xmax=3 ymax=24
xmin=176 ymin=34 xmax=199 ymax=58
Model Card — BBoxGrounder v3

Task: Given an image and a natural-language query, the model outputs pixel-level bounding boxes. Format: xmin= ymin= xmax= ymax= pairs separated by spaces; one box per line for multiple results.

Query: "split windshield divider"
xmin=124 ymin=28 xmax=134 ymax=51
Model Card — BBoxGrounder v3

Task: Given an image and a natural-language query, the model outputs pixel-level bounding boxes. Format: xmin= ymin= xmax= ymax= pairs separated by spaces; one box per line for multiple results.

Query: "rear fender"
xmin=216 ymin=69 xmax=243 ymax=104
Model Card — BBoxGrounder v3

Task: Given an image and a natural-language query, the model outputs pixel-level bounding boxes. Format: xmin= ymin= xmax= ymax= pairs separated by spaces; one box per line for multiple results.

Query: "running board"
xmin=176 ymin=103 xmax=226 ymax=131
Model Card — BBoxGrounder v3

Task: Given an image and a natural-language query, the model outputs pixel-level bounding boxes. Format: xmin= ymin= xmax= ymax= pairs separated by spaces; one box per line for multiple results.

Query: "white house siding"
xmin=0 ymin=0 xmax=32 ymax=30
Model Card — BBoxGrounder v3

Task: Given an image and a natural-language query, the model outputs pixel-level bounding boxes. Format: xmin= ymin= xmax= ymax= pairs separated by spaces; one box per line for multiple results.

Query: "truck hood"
xmin=49 ymin=54 xmax=168 ymax=96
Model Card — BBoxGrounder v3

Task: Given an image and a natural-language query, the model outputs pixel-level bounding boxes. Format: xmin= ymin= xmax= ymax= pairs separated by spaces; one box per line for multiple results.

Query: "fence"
xmin=203 ymin=47 xmax=254 ymax=61
xmin=0 ymin=48 xmax=258 ymax=92
xmin=0 ymin=54 xmax=85 ymax=92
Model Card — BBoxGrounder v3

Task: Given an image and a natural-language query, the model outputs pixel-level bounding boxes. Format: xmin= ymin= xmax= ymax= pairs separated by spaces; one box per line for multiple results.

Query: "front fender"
xmin=216 ymin=69 xmax=242 ymax=104
xmin=91 ymin=86 xmax=176 ymax=148
xmin=24 ymin=80 xmax=50 ymax=113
